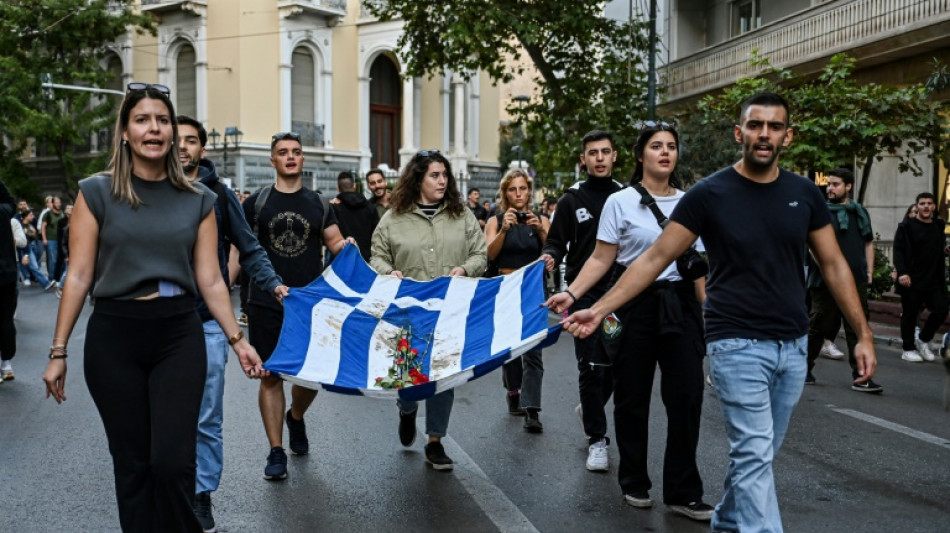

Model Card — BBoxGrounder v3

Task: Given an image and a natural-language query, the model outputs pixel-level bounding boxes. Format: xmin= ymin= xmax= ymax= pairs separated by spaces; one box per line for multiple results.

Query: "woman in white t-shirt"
xmin=546 ymin=122 xmax=713 ymax=520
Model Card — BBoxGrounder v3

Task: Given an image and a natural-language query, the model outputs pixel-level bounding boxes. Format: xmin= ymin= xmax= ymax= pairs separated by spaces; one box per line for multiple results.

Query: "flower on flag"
xmin=374 ymin=326 xmax=431 ymax=389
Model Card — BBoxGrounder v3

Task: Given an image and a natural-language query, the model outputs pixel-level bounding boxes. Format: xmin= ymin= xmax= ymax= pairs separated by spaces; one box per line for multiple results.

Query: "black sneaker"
xmin=523 ymin=409 xmax=543 ymax=433
xmin=804 ymin=372 xmax=816 ymax=385
xmin=506 ymin=393 xmax=525 ymax=416
xmin=851 ymin=380 xmax=883 ymax=393
xmin=669 ymin=501 xmax=714 ymax=521
xmin=285 ymin=408 xmax=309 ymax=455
xmin=424 ymin=441 xmax=454 ymax=471
xmin=193 ymin=491 xmax=217 ymax=532
xmin=398 ymin=409 xmax=417 ymax=447
xmin=263 ymin=446 xmax=288 ymax=480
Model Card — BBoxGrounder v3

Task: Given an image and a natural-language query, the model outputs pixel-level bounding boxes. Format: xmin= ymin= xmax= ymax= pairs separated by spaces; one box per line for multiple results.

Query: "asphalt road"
xmin=1 ymin=287 xmax=948 ymax=532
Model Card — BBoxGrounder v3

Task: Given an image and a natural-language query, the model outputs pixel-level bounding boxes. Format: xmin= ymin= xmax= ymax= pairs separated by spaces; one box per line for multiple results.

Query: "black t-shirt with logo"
xmin=671 ymin=166 xmax=831 ymax=342
xmin=244 ymin=187 xmax=338 ymax=310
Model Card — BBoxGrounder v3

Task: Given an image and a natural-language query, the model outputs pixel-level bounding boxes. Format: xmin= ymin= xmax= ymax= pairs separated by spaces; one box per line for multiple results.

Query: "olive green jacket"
xmin=370 ymin=203 xmax=487 ymax=281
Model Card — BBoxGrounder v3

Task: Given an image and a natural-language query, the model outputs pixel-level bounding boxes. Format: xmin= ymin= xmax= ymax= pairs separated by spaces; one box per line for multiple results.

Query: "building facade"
xmin=35 ymin=0 xmax=502 ymax=196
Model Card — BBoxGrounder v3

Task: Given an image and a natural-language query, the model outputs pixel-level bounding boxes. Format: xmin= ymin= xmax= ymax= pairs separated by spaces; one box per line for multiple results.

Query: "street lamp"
xmin=208 ymin=126 xmax=243 ymax=180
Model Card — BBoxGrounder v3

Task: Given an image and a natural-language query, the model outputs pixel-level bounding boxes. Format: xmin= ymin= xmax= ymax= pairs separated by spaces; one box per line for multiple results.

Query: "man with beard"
xmin=330 ymin=170 xmax=379 ymax=261
xmin=894 ymin=192 xmax=948 ymax=363
xmin=366 ymin=168 xmax=390 ymax=218
xmin=540 ymin=130 xmax=623 ymax=472
xmin=467 ymin=187 xmax=488 ymax=229
xmin=560 ymin=93 xmax=876 ymax=532
xmin=177 ymin=116 xmax=287 ymax=532
xmin=805 ymin=168 xmax=881 ymax=392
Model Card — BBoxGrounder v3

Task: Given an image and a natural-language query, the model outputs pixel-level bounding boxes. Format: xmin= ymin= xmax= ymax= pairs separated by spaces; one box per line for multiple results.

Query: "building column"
xmin=398 ymin=75 xmax=416 ymax=171
xmin=279 ymin=61 xmax=293 ymax=132
xmin=322 ymin=68 xmax=333 ymax=148
xmin=451 ymin=74 xmax=468 ymax=179
xmin=359 ymin=75 xmax=372 ymax=174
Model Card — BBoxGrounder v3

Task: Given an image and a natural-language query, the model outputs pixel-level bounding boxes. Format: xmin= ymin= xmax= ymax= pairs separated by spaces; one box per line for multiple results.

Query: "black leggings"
xmin=0 ymin=282 xmax=16 ymax=361
xmin=84 ymin=297 xmax=206 ymax=533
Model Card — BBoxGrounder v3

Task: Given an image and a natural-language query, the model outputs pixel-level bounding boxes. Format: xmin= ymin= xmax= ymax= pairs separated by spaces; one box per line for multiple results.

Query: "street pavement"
xmin=2 ymin=287 xmax=949 ymax=532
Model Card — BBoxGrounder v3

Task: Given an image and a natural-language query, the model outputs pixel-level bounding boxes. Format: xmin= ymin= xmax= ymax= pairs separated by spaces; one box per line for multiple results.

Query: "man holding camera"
xmin=559 ymin=94 xmax=876 ymax=532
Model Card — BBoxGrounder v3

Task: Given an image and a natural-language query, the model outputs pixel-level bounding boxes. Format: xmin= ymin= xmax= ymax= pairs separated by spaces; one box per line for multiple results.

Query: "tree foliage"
xmin=0 ymin=0 xmax=154 ymax=199
xmin=678 ymin=54 xmax=948 ymax=203
xmin=368 ymin=0 xmax=652 ymax=189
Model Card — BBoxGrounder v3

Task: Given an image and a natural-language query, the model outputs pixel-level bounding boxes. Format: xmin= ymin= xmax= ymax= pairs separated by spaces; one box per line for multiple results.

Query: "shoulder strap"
xmin=212 ymin=181 xmax=231 ymax=242
xmin=252 ymin=185 xmax=273 ymax=236
xmin=631 ymin=184 xmax=669 ymax=229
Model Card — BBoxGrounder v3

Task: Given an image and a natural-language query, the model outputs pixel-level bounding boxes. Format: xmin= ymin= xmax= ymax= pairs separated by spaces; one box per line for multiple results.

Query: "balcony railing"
xmin=292 ymin=121 xmax=326 ymax=147
xmin=278 ymin=0 xmax=347 ymax=19
xmin=360 ymin=0 xmax=389 ymax=19
xmin=663 ymin=0 xmax=950 ymax=103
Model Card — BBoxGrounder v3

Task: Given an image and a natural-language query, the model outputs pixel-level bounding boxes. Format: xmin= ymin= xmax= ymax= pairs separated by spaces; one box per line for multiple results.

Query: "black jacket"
xmin=195 ymin=159 xmax=282 ymax=321
xmin=541 ymin=176 xmax=623 ymax=295
xmin=332 ymin=191 xmax=379 ymax=261
xmin=893 ymin=216 xmax=947 ymax=292
xmin=0 ymin=180 xmax=15 ymax=286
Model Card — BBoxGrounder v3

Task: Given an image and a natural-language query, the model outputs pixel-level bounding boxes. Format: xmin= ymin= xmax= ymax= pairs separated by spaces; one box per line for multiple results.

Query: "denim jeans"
xmin=501 ymin=348 xmax=543 ymax=410
xmin=397 ymin=389 xmax=454 ymax=437
xmin=21 ymin=249 xmax=51 ymax=287
xmin=196 ymin=320 xmax=229 ymax=494
xmin=46 ymin=240 xmax=58 ymax=279
xmin=707 ymin=336 xmax=807 ymax=533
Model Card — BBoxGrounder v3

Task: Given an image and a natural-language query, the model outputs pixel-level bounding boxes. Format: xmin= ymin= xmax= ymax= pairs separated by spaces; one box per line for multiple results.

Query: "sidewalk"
xmin=868 ymin=299 xmax=950 ymax=347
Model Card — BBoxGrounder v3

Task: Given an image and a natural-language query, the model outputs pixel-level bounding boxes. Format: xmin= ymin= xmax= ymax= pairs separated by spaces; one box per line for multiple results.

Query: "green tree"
xmin=367 ymin=0 xmax=652 ymax=189
xmin=0 ymin=0 xmax=154 ymax=198
xmin=678 ymin=54 xmax=947 ymax=203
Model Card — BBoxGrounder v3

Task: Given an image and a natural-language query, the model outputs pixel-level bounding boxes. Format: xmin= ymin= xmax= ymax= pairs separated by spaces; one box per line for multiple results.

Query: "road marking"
xmin=828 ymin=405 xmax=950 ymax=450
xmin=419 ymin=417 xmax=540 ymax=533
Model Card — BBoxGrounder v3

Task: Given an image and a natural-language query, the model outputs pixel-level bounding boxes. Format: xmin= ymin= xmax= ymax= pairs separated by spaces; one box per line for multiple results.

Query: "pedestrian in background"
xmin=331 ymin=170 xmax=380 ymax=261
xmin=0 ymin=179 xmax=20 ymax=383
xmin=893 ymin=192 xmax=948 ymax=362
xmin=485 ymin=168 xmax=550 ymax=431
xmin=370 ymin=149 xmax=487 ymax=470
xmin=547 ymin=122 xmax=713 ymax=520
xmin=42 ymin=83 xmax=264 ymax=533
xmin=366 ymin=168 xmax=391 ymax=218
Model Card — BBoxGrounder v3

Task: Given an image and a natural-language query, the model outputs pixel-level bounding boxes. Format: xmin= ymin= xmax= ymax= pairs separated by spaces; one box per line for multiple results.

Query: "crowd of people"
xmin=0 ymin=87 xmax=941 ymax=533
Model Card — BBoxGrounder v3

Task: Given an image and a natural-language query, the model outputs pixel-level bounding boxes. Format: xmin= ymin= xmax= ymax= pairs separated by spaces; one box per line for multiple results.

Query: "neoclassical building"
xmin=91 ymin=0 xmax=503 ymax=194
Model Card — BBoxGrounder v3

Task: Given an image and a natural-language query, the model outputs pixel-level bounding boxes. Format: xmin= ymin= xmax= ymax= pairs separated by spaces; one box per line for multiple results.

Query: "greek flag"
xmin=264 ymin=245 xmax=561 ymax=401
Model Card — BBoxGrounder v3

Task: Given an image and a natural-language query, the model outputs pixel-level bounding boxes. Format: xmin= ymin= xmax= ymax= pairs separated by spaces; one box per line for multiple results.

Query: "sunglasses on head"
xmin=416 ymin=149 xmax=441 ymax=158
xmin=126 ymin=82 xmax=170 ymax=96
xmin=272 ymin=132 xmax=301 ymax=142
xmin=641 ymin=120 xmax=672 ymax=130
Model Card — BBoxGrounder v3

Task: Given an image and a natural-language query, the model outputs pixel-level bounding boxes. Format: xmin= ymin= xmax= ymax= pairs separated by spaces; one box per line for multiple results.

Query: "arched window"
xmin=369 ymin=55 xmax=401 ymax=168
xmin=292 ymin=48 xmax=321 ymax=146
xmin=176 ymin=44 xmax=197 ymax=118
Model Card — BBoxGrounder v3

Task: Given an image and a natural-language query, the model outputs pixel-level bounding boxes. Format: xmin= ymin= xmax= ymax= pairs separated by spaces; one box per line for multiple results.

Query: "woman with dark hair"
xmin=546 ymin=122 xmax=713 ymax=521
xmin=42 ymin=83 xmax=263 ymax=532
xmin=370 ymin=150 xmax=487 ymax=471
xmin=484 ymin=168 xmax=550 ymax=430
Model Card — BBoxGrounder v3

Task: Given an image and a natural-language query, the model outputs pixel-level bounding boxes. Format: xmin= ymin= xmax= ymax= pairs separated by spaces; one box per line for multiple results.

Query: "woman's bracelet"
xmin=563 ymin=289 xmax=577 ymax=303
xmin=49 ymin=345 xmax=67 ymax=360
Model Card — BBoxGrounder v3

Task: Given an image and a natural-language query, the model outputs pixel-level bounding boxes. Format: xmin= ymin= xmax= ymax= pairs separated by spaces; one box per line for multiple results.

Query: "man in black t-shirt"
xmin=244 ymin=132 xmax=354 ymax=482
xmin=331 ymin=171 xmax=379 ymax=261
xmin=561 ymin=93 xmax=877 ymax=532
xmin=467 ymin=187 xmax=488 ymax=229
xmin=894 ymin=191 xmax=948 ymax=363
xmin=806 ymin=168 xmax=882 ymax=392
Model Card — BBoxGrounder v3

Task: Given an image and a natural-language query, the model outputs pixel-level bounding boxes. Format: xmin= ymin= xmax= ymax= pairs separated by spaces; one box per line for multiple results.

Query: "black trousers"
xmin=899 ymin=286 xmax=949 ymax=350
xmin=571 ymin=293 xmax=614 ymax=445
xmin=807 ymin=285 xmax=869 ymax=378
xmin=0 ymin=281 xmax=17 ymax=361
xmin=84 ymin=297 xmax=206 ymax=533
xmin=611 ymin=286 xmax=705 ymax=504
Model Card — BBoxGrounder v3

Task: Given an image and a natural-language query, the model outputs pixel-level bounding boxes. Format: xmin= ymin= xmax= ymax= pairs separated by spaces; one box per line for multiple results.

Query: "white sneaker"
xmin=915 ymin=338 xmax=935 ymax=362
xmin=586 ymin=440 xmax=609 ymax=472
xmin=21 ymin=279 xmax=31 ymax=287
xmin=0 ymin=361 xmax=13 ymax=381
xmin=819 ymin=340 xmax=845 ymax=360
xmin=902 ymin=350 xmax=923 ymax=363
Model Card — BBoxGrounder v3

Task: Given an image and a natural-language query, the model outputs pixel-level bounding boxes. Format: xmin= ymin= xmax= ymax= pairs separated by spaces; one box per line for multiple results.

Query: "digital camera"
xmin=515 ymin=212 xmax=529 ymax=224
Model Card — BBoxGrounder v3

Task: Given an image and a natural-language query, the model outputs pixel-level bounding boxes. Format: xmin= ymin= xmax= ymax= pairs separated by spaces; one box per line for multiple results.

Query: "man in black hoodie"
xmin=540 ymin=130 xmax=623 ymax=472
xmin=0 ymin=179 xmax=18 ymax=383
xmin=331 ymin=171 xmax=379 ymax=261
xmin=177 ymin=116 xmax=288 ymax=532
xmin=894 ymin=191 xmax=948 ymax=363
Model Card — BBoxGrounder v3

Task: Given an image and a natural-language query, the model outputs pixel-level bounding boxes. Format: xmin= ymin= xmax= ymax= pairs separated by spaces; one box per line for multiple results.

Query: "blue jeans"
xmin=45 ymin=240 xmax=58 ymax=279
xmin=397 ymin=389 xmax=454 ymax=437
xmin=707 ymin=336 xmax=807 ymax=533
xmin=196 ymin=320 xmax=229 ymax=494
xmin=20 ymin=249 xmax=51 ymax=287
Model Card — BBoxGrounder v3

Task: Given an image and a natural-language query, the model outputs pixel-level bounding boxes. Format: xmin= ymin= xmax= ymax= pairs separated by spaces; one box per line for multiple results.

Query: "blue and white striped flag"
xmin=264 ymin=245 xmax=561 ymax=401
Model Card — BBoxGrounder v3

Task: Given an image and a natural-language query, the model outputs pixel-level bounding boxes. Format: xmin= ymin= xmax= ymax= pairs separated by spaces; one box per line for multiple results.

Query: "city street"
xmin=2 ymin=287 xmax=949 ymax=532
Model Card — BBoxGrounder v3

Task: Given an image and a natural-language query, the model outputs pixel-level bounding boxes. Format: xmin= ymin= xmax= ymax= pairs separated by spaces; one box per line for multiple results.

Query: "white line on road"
xmin=419 ymin=417 xmax=540 ymax=533
xmin=827 ymin=405 xmax=950 ymax=450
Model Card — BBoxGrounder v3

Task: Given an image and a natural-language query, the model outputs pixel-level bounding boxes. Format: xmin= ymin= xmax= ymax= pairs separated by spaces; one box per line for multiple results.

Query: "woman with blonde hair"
xmin=485 ymin=168 xmax=551 ymax=431
xmin=42 ymin=83 xmax=263 ymax=532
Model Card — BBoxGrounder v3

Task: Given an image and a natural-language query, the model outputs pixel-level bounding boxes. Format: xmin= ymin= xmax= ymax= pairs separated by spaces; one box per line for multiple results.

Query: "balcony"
xmin=140 ymin=0 xmax=206 ymax=17
xmin=663 ymin=0 xmax=950 ymax=104
xmin=278 ymin=0 xmax=347 ymax=21
xmin=292 ymin=121 xmax=326 ymax=147
xmin=360 ymin=0 xmax=389 ymax=20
